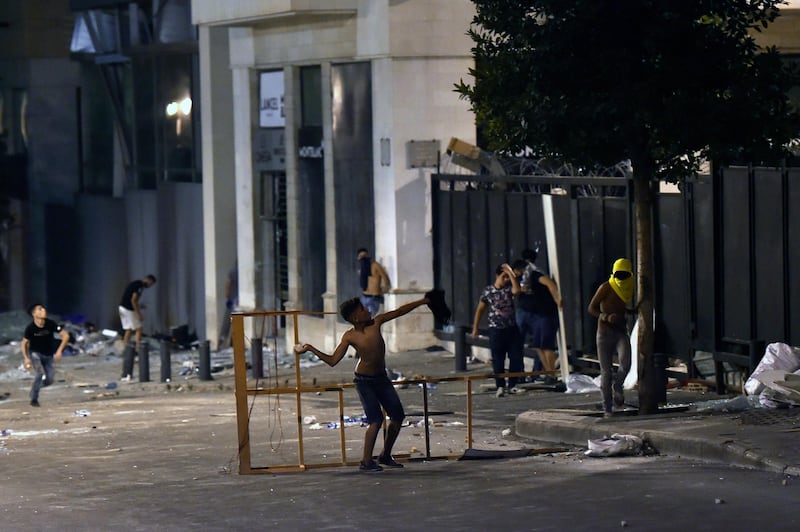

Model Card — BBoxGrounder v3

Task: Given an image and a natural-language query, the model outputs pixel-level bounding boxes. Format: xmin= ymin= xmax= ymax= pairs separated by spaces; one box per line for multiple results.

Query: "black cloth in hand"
xmin=425 ymin=289 xmax=451 ymax=325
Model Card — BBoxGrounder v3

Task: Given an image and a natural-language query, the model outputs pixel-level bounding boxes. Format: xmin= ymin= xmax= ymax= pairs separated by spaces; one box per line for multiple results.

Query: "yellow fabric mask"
xmin=609 ymin=258 xmax=634 ymax=304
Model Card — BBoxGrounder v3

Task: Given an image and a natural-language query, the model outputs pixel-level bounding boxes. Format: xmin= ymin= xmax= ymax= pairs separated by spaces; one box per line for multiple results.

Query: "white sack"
xmin=744 ymin=342 xmax=800 ymax=396
xmin=565 ymin=373 xmax=601 ymax=394
xmin=585 ymin=433 xmax=643 ymax=457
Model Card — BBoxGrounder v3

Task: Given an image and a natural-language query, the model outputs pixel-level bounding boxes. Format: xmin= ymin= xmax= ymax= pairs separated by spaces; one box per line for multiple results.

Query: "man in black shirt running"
xmin=21 ymin=303 xmax=69 ymax=407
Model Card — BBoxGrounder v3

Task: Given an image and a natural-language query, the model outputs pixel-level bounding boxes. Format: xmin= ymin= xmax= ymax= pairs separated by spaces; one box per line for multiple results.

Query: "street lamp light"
xmin=165 ymin=97 xmax=192 ymax=135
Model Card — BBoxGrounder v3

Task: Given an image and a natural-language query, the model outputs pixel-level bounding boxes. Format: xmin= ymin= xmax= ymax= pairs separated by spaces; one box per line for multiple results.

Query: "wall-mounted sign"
xmin=259 ymin=70 xmax=285 ymax=128
xmin=298 ymin=126 xmax=323 ymax=159
xmin=406 ymin=139 xmax=440 ymax=169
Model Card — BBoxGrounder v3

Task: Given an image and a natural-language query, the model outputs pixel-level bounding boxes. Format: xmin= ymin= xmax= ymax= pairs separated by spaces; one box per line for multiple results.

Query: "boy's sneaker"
xmin=359 ymin=460 xmax=383 ymax=472
xmin=495 ymin=387 xmax=505 ymax=398
xmin=30 ymin=399 xmax=40 ymax=407
xmin=120 ymin=375 xmax=132 ymax=382
xmin=377 ymin=454 xmax=404 ymax=468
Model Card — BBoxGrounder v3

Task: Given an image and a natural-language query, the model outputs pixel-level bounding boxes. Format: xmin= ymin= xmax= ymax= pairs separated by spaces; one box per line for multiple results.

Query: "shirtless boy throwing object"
xmin=295 ymin=295 xmax=434 ymax=472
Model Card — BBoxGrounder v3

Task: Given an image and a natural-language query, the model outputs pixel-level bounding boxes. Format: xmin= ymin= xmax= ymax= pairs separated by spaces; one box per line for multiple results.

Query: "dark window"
xmin=132 ymin=51 xmax=199 ymax=187
xmin=301 ymin=66 xmax=322 ymax=127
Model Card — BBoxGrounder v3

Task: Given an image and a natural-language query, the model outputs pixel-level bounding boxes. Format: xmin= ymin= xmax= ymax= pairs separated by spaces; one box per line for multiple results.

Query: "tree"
xmin=456 ymin=0 xmax=800 ymax=413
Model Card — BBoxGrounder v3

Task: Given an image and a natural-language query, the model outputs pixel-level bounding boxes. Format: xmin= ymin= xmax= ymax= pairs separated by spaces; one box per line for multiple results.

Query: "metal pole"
xmin=338 ymin=389 xmax=346 ymax=465
xmin=653 ymin=353 xmax=667 ymax=404
xmin=293 ymin=313 xmax=305 ymax=468
xmin=422 ymin=381 xmax=431 ymax=459
xmin=466 ymin=378 xmax=473 ymax=449
xmin=251 ymin=337 xmax=263 ymax=379
xmin=455 ymin=325 xmax=468 ymax=372
xmin=198 ymin=340 xmax=213 ymax=381
xmin=160 ymin=341 xmax=171 ymax=382
xmin=231 ymin=314 xmax=251 ymax=473
xmin=138 ymin=342 xmax=150 ymax=382
xmin=122 ymin=343 xmax=136 ymax=379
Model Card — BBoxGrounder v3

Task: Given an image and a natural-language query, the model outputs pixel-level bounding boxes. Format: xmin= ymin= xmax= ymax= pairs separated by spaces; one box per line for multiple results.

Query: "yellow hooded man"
xmin=608 ymin=258 xmax=634 ymax=304
xmin=587 ymin=258 xmax=634 ymax=417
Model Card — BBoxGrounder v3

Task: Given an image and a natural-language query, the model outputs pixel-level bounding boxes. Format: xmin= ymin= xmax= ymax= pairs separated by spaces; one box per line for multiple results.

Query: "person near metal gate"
xmin=357 ymin=248 xmax=391 ymax=317
xmin=588 ymin=258 xmax=634 ymax=417
xmin=512 ymin=249 xmax=562 ymax=384
xmin=471 ymin=263 xmax=524 ymax=397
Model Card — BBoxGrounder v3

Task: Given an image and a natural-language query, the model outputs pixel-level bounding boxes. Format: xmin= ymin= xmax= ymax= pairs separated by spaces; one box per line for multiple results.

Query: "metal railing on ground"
xmin=231 ymin=310 xmax=559 ymax=474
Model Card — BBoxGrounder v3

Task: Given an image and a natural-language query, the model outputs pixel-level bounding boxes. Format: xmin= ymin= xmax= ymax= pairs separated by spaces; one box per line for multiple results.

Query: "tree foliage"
xmin=456 ymin=0 xmax=800 ymax=183
xmin=456 ymin=0 xmax=800 ymax=413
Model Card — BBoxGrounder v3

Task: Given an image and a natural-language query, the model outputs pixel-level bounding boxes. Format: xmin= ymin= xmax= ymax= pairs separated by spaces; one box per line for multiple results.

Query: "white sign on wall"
xmin=259 ymin=71 xmax=285 ymax=128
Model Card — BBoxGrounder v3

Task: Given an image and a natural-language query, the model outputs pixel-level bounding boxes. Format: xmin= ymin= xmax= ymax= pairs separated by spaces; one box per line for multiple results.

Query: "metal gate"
xmin=432 ymin=172 xmax=632 ymax=359
xmin=432 ymin=166 xmax=800 ymax=366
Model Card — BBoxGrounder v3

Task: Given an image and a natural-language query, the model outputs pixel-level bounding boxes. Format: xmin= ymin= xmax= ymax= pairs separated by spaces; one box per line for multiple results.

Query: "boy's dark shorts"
xmin=354 ymin=372 xmax=405 ymax=424
xmin=516 ymin=310 xmax=559 ymax=351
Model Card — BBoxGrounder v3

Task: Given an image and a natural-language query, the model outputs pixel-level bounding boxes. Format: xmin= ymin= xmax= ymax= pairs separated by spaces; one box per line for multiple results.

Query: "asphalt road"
xmin=1 ymin=347 xmax=797 ymax=531
xmin=1 ymin=390 xmax=796 ymax=532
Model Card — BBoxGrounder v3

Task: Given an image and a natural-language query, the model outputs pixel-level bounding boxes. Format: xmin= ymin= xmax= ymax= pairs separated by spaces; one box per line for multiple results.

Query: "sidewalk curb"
xmin=515 ymin=410 xmax=796 ymax=476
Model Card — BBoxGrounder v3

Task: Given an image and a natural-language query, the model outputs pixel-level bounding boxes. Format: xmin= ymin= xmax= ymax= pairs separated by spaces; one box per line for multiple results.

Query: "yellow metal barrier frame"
xmin=232 ymin=310 xmax=557 ymax=474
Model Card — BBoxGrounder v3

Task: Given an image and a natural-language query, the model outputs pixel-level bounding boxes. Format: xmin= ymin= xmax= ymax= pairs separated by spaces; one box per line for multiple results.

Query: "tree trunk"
xmin=632 ymin=170 xmax=658 ymax=415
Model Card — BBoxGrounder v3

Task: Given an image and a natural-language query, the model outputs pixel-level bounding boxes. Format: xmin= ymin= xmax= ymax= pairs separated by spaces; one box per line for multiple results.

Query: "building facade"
xmin=6 ymin=1 xmax=800 ymax=354
xmin=191 ymin=0 xmax=476 ymax=351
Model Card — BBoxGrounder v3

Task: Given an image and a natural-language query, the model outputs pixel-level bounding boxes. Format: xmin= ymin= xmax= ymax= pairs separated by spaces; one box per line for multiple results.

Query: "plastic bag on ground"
xmin=744 ymin=342 xmax=800 ymax=396
xmin=565 ymin=373 xmax=601 ymax=394
xmin=585 ymin=433 xmax=643 ymax=457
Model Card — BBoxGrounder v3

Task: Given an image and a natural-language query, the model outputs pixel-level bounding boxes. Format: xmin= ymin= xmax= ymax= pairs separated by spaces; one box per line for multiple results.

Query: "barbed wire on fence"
xmin=438 ymin=151 xmax=631 ymax=198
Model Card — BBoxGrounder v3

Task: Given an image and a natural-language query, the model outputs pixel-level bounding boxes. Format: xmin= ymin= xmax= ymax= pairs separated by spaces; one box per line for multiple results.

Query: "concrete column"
xmin=371 ymin=58 xmax=434 ymax=351
xmin=371 ymin=58 xmax=398 ymax=284
xmin=286 ymin=62 xmax=339 ymax=353
xmin=199 ymin=25 xmax=237 ymax=345
xmin=285 ymin=66 xmax=299 ymax=311
xmin=229 ymin=28 xmax=257 ymax=310
xmin=320 ymin=62 xmax=339 ymax=352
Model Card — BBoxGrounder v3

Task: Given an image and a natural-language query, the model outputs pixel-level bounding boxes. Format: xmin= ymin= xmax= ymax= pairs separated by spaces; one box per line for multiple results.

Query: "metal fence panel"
xmin=753 ymin=169 xmax=787 ymax=343
xmin=654 ymin=193 xmax=691 ymax=358
xmin=721 ymin=168 xmax=752 ymax=341
xmin=487 ymin=191 xmax=508 ymax=267
xmin=433 ymin=168 xmax=800 ymax=363
xmin=789 ymin=169 xmax=800 ymax=346
xmin=432 ymin=174 xmax=632 ymax=359
xmin=506 ymin=194 xmax=530 ymax=259
xmin=451 ymin=192 xmax=473 ymax=326
xmin=689 ymin=177 xmax=715 ymax=352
